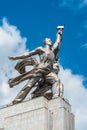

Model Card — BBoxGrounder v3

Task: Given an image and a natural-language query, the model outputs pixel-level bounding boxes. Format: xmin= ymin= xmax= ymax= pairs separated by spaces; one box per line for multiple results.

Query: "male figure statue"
xmin=8 ymin=26 xmax=64 ymax=104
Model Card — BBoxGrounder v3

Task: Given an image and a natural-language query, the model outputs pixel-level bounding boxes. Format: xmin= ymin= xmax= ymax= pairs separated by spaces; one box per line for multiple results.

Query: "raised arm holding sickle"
xmin=8 ymin=26 xmax=64 ymax=104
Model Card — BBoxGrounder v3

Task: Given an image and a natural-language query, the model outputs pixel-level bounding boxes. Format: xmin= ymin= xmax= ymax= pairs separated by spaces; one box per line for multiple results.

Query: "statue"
xmin=8 ymin=26 xmax=64 ymax=105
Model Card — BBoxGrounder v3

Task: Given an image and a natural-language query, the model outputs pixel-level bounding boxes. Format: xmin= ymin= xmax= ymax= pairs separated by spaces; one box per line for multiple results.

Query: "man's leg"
xmin=12 ymin=77 xmax=40 ymax=104
xmin=45 ymin=72 xmax=60 ymax=98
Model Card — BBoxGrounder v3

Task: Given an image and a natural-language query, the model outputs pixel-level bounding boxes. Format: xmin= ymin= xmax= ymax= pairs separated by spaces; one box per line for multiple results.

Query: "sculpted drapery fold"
xmin=8 ymin=26 xmax=64 ymax=105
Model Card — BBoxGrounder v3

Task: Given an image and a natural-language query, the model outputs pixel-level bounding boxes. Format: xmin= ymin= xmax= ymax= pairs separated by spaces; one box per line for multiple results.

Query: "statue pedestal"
xmin=0 ymin=97 xmax=74 ymax=130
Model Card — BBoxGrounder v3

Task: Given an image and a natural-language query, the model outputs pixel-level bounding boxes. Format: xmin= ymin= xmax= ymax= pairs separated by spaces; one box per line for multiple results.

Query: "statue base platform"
xmin=0 ymin=97 xmax=74 ymax=130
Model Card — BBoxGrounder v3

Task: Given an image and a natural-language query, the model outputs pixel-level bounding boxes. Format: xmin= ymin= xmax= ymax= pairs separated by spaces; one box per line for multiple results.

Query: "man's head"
xmin=44 ymin=38 xmax=52 ymax=46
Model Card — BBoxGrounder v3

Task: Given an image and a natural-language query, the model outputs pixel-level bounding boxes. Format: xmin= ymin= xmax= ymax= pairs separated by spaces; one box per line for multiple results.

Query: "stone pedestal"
xmin=0 ymin=97 xmax=74 ymax=130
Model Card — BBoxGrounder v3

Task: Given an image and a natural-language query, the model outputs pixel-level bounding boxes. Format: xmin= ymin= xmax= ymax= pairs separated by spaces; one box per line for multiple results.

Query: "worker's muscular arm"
xmin=8 ymin=47 xmax=42 ymax=60
xmin=52 ymin=26 xmax=64 ymax=56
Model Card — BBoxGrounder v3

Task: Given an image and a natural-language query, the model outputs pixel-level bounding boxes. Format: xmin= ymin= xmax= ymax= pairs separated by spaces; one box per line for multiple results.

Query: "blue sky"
xmin=0 ymin=0 xmax=87 ymax=84
xmin=0 ymin=0 xmax=87 ymax=130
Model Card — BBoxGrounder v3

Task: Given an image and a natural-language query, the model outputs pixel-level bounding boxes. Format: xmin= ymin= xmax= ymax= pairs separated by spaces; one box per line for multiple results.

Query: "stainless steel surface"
xmin=8 ymin=26 xmax=64 ymax=104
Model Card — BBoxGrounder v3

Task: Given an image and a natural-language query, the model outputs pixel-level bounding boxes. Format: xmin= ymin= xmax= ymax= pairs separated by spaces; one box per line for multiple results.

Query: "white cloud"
xmin=0 ymin=18 xmax=87 ymax=130
xmin=59 ymin=0 xmax=87 ymax=11
xmin=80 ymin=43 xmax=87 ymax=48
xmin=0 ymin=18 xmax=27 ymax=106
xmin=80 ymin=0 xmax=87 ymax=8
xmin=59 ymin=65 xmax=87 ymax=130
